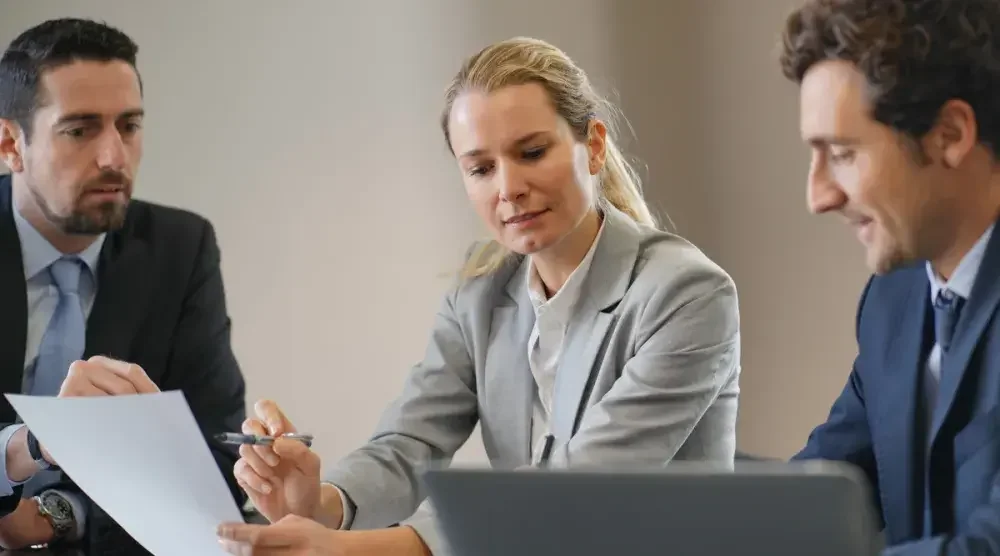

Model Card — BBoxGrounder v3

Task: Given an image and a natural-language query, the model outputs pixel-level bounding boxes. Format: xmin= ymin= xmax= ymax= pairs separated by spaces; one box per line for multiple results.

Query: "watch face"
xmin=41 ymin=493 xmax=73 ymax=521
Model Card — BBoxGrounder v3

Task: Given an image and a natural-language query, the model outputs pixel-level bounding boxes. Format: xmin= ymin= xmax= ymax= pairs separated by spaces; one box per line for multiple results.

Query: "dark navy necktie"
xmin=933 ymin=288 xmax=965 ymax=353
xmin=924 ymin=287 xmax=966 ymax=536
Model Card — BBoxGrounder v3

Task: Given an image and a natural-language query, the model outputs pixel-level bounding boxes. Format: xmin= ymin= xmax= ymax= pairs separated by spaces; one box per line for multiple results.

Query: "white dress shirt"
xmin=0 ymin=199 xmax=104 ymax=539
xmin=525 ymin=220 xmax=605 ymax=460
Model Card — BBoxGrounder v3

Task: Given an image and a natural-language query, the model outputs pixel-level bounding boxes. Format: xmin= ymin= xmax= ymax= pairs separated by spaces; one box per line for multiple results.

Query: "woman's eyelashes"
xmin=466 ymin=145 xmax=549 ymax=177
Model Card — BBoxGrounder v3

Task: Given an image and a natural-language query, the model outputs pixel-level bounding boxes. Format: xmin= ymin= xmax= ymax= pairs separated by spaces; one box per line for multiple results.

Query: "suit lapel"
xmin=0 ymin=177 xmax=27 ymax=423
xmin=876 ymin=274 xmax=931 ymax=541
xmin=549 ymin=208 xmax=641 ymax=442
xmin=931 ymin=225 xmax=1000 ymax=443
xmin=492 ymin=261 xmax=537 ymax=463
xmin=85 ymin=213 xmax=155 ymax=361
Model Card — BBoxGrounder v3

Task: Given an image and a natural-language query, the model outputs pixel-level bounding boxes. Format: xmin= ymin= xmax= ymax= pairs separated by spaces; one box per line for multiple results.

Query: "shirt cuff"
xmin=46 ymin=489 xmax=87 ymax=542
xmin=0 ymin=424 xmax=29 ymax=495
xmin=326 ymin=483 xmax=355 ymax=530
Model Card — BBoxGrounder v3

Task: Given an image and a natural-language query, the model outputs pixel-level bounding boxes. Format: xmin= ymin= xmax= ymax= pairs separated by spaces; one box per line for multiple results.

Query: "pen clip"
xmin=533 ymin=434 xmax=555 ymax=468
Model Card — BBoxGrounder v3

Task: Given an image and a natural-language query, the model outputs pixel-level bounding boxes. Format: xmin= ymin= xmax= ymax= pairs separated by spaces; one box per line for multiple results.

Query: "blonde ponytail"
xmin=598 ymin=137 xmax=658 ymax=229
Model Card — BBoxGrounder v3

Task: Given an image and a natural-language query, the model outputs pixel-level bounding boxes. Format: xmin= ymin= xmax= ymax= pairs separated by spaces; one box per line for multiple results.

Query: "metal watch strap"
xmin=26 ymin=430 xmax=57 ymax=470
xmin=34 ymin=491 xmax=75 ymax=541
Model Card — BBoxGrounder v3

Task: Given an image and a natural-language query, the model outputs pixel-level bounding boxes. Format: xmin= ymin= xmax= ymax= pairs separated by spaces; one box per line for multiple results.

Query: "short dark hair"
xmin=0 ymin=18 xmax=141 ymax=138
xmin=779 ymin=0 xmax=1000 ymax=156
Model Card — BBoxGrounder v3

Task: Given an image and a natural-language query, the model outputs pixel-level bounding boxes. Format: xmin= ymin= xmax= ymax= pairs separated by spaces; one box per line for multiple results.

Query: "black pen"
xmin=534 ymin=434 xmax=555 ymax=467
xmin=215 ymin=432 xmax=314 ymax=448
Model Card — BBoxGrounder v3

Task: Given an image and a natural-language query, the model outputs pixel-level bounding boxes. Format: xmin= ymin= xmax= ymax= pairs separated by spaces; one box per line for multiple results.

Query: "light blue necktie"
xmin=30 ymin=256 xmax=86 ymax=396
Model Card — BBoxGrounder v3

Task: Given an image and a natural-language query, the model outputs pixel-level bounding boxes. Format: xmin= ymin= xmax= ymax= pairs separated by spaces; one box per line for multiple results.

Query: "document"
xmin=7 ymin=391 xmax=243 ymax=556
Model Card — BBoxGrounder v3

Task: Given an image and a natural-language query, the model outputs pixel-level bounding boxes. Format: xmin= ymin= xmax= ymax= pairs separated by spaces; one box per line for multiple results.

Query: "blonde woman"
xmin=217 ymin=37 xmax=741 ymax=556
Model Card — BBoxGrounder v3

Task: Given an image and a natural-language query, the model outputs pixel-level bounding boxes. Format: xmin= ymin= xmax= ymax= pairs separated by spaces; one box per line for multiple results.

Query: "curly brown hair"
xmin=779 ymin=0 xmax=1000 ymax=155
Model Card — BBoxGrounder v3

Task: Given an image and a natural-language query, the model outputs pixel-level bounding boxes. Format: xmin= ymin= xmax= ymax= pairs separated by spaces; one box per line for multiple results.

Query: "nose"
xmin=95 ymin=130 xmax=127 ymax=171
xmin=806 ymin=161 xmax=847 ymax=215
xmin=497 ymin=161 xmax=530 ymax=203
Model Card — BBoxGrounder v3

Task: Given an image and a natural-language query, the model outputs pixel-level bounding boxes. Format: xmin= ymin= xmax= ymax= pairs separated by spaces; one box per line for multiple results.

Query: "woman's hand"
xmin=235 ymin=400 xmax=322 ymax=523
xmin=217 ymin=516 xmax=433 ymax=556
xmin=218 ymin=515 xmax=343 ymax=555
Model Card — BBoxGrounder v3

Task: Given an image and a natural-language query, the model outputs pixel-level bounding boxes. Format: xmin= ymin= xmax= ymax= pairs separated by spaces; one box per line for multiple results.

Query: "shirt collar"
xmin=526 ymin=218 xmax=606 ymax=320
xmin=925 ymin=223 xmax=994 ymax=301
xmin=11 ymin=198 xmax=105 ymax=281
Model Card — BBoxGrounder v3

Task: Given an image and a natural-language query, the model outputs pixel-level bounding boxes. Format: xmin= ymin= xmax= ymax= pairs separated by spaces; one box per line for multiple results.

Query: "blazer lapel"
xmin=0 ymin=177 xmax=27 ymax=423
xmin=875 ymin=274 xmax=931 ymax=541
xmin=85 ymin=217 xmax=154 ymax=361
xmin=931 ymin=225 xmax=1000 ymax=443
xmin=549 ymin=208 xmax=641 ymax=442
xmin=486 ymin=257 xmax=536 ymax=464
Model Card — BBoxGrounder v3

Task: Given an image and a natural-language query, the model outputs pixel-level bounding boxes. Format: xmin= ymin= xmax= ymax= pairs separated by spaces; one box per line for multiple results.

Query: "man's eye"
xmin=830 ymin=149 xmax=856 ymax=163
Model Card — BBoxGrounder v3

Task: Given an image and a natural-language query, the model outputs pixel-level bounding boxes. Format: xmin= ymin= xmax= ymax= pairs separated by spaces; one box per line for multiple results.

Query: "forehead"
xmin=36 ymin=60 xmax=142 ymax=119
xmin=799 ymin=60 xmax=872 ymax=140
xmin=448 ymin=83 xmax=561 ymax=151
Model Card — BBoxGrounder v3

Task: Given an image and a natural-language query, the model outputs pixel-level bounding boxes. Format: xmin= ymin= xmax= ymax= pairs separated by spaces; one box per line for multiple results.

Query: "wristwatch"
xmin=26 ymin=429 xmax=58 ymax=471
xmin=34 ymin=491 xmax=76 ymax=541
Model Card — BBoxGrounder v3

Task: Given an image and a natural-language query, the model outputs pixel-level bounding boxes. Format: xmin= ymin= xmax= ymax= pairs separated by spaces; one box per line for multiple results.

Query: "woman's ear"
xmin=587 ymin=118 xmax=608 ymax=175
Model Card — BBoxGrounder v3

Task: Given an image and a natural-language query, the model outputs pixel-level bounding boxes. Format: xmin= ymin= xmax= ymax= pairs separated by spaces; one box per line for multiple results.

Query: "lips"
xmin=504 ymin=210 xmax=547 ymax=225
xmin=85 ymin=186 xmax=125 ymax=194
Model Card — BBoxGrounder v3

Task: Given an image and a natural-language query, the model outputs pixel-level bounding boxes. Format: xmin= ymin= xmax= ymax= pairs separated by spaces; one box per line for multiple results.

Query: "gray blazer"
xmin=325 ymin=206 xmax=741 ymax=554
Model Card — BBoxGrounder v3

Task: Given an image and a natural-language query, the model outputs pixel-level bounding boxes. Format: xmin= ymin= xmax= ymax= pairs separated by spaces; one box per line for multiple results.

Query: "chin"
xmin=867 ymin=248 xmax=909 ymax=276
xmin=504 ymin=232 xmax=556 ymax=255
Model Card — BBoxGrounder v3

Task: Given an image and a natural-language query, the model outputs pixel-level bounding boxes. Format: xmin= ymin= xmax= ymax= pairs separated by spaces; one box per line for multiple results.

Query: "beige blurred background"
xmin=0 ymin=0 xmax=870 ymax=462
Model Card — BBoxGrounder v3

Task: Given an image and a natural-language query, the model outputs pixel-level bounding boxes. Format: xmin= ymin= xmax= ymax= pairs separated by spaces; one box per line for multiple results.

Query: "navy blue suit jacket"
xmin=795 ymin=226 xmax=1000 ymax=555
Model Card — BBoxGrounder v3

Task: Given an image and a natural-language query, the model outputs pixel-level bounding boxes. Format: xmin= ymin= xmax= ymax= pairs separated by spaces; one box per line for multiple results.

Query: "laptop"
xmin=421 ymin=460 xmax=882 ymax=556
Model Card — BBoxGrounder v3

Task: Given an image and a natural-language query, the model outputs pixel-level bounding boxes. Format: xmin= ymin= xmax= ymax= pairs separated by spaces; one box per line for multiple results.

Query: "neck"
xmin=530 ymin=209 xmax=602 ymax=296
xmin=930 ymin=177 xmax=1000 ymax=280
xmin=12 ymin=178 xmax=98 ymax=255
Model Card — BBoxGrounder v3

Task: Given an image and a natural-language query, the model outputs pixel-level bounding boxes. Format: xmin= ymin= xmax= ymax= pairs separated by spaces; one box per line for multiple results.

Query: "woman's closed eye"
xmin=468 ymin=162 xmax=494 ymax=177
xmin=522 ymin=146 xmax=547 ymax=161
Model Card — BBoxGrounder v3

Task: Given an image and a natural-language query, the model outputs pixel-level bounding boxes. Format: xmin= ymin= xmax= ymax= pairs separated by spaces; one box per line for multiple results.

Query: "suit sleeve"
xmin=881 ymin=489 xmax=1000 ymax=555
xmin=792 ymin=277 xmax=883 ymax=521
xmin=158 ymin=220 xmax=247 ymax=508
xmin=323 ymin=282 xmax=479 ymax=554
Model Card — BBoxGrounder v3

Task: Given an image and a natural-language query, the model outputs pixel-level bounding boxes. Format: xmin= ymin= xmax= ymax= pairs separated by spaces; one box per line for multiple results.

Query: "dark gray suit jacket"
xmin=0 ymin=175 xmax=247 ymax=553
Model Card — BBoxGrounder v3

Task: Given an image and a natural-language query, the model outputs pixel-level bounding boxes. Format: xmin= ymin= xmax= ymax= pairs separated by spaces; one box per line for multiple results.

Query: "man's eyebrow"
xmin=806 ymin=135 xmax=861 ymax=148
xmin=55 ymin=109 xmax=145 ymax=126
xmin=120 ymin=109 xmax=145 ymax=119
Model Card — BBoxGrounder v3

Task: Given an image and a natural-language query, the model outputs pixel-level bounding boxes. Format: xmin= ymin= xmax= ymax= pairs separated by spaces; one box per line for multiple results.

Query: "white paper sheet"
xmin=7 ymin=391 xmax=243 ymax=556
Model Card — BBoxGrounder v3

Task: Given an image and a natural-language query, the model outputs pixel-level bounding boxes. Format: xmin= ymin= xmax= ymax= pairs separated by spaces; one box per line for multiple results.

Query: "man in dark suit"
xmin=778 ymin=0 xmax=1000 ymax=554
xmin=0 ymin=18 xmax=247 ymax=552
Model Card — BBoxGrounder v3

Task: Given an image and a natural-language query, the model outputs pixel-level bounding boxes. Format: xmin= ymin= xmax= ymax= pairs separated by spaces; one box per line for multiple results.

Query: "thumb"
xmin=273 ymin=438 xmax=319 ymax=476
xmin=254 ymin=400 xmax=295 ymax=436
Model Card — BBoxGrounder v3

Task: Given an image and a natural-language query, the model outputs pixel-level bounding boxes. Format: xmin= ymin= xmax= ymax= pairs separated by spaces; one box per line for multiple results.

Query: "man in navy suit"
xmin=779 ymin=0 xmax=1000 ymax=554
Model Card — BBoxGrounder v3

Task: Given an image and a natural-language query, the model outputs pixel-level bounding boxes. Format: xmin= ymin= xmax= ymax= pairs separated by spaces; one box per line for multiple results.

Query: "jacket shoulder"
xmin=855 ymin=263 xmax=927 ymax=341
xmin=124 ymin=199 xmax=216 ymax=246
xmin=631 ymin=228 xmax=737 ymax=303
